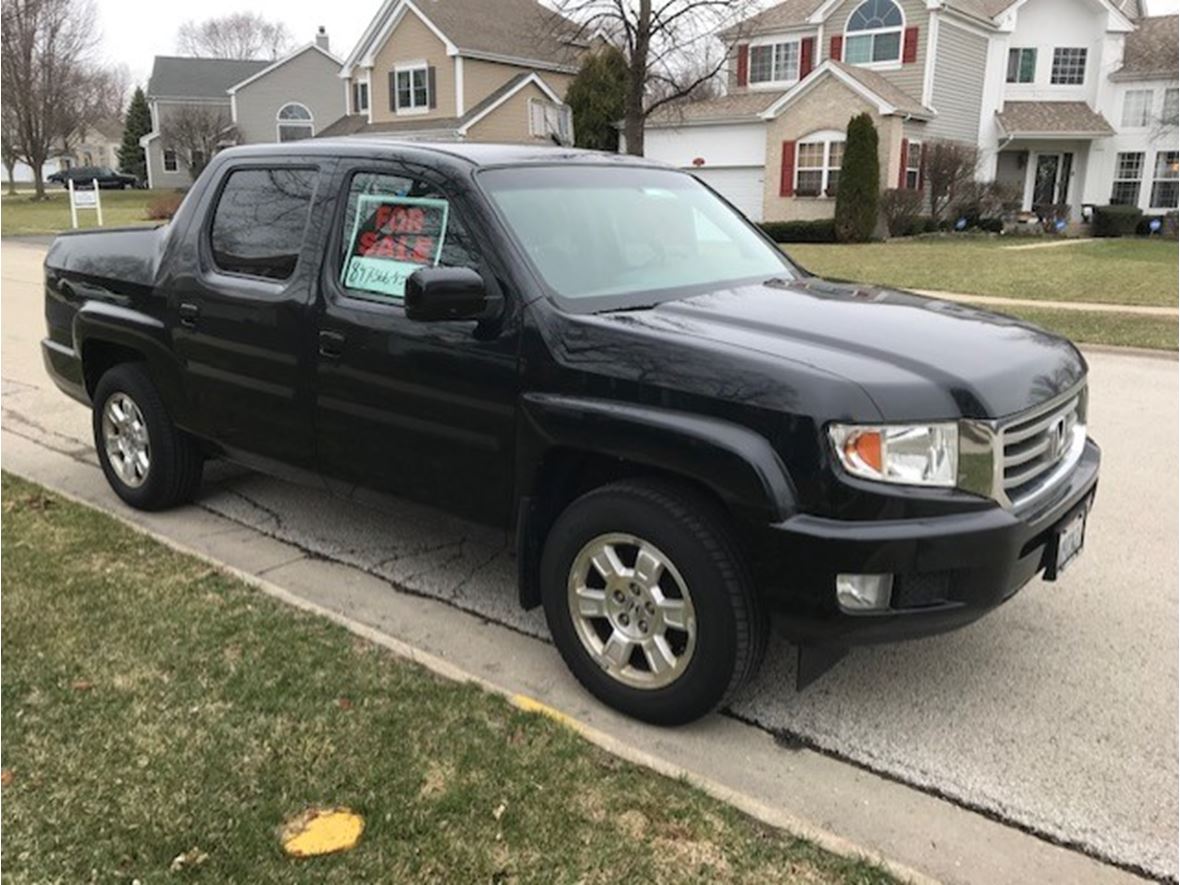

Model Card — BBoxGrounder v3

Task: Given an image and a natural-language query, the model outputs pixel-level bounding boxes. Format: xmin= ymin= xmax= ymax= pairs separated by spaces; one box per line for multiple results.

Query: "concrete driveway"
xmin=2 ymin=239 xmax=1176 ymax=881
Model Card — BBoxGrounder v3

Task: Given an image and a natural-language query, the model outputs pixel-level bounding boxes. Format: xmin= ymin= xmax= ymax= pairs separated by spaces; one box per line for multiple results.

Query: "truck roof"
xmin=218 ymin=139 xmax=669 ymax=170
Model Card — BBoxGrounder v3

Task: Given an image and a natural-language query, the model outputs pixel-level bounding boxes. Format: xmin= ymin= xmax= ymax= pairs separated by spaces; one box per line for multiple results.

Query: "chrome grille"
xmin=999 ymin=387 xmax=1086 ymax=505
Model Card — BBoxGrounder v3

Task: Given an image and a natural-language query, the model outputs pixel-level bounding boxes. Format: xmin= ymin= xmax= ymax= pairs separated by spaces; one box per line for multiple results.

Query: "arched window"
xmin=276 ymin=103 xmax=314 ymax=142
xmin=845 ymin=0 xmax=903 ymax=65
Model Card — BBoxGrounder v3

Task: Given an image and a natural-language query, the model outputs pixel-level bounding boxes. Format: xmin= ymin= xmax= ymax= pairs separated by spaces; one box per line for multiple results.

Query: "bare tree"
xmin=2 ymin=101 xmax=21 ymax=194
xmin=176 ymin=12 xmax=293 ymax=60
xmin=923 ymin=140 xmax=979 ymax=222
xmin=550 ymin=0 xmax=756 ymax=156
xmin=160 ymin=105 xmax=236 ymax=180
xmin=1 ymin=0 xmax=106 ymax=198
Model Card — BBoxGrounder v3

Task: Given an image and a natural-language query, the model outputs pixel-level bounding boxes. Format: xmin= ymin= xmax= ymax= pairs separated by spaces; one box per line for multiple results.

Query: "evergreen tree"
xmin=834 ymin=112 xmax=880 ymax=243
xmin=118 ymin=87 xmax=151 ymax=183
xmin=566 ymin=45 xmax=628 ymax=153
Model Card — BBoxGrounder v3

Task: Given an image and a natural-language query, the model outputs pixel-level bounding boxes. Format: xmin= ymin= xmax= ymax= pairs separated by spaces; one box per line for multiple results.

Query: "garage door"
xmin=689 ymin=167 xmax=765 ymax=222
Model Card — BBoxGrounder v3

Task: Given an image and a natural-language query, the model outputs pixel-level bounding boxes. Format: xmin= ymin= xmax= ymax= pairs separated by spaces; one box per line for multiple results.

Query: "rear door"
xmin=312 ymin=158 xmax=520 ymax=526
xmin=169 ymin=159 xmax=333 ymax=468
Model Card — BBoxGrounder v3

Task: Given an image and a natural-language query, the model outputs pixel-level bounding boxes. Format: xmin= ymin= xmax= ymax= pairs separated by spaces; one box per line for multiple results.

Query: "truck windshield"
xmin=478 ymin=165 xmax=794 ymax=307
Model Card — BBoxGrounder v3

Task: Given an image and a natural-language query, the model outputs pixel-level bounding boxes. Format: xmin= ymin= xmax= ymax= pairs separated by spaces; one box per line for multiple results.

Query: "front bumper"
xmin=755 ymin=438 xmax=1101 ymax=646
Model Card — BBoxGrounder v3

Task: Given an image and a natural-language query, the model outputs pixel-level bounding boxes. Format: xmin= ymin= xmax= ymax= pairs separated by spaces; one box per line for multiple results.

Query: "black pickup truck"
xmin=42 ymin=141 xmax=1100 ymax=724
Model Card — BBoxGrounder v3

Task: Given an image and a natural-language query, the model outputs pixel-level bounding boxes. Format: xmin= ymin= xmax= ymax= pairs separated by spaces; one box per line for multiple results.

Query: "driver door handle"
xmin=178 ymin=302 xmax=200 ymax=327
xmin=319 ymin=330 xmax=346 ymax=359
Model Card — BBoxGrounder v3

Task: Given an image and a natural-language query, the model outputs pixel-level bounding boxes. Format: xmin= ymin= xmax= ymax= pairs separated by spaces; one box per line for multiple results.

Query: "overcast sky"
xmin=97 ymin=0 xmax=1180 ymax=89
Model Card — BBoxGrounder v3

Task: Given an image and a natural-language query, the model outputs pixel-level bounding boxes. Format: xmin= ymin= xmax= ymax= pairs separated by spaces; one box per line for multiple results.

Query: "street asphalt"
xmin=2 ymin=240 xmax=1176 ymax=881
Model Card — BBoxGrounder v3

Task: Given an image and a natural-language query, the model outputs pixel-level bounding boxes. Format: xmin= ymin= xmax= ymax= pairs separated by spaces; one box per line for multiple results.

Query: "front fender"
xmin=517 ymin=393 xmax=797 ymax=524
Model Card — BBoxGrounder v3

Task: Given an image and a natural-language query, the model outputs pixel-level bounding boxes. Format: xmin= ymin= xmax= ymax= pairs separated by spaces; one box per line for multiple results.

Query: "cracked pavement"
xmin=2 ymin=240 xmax=1175 ymax=881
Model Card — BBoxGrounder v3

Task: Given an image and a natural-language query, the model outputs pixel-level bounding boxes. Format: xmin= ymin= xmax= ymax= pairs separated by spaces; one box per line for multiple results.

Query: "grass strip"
xmin=972 ymin=304 xmax=1178 ymax=351
xmin=0 ymin=473 xmax=894 ymax=885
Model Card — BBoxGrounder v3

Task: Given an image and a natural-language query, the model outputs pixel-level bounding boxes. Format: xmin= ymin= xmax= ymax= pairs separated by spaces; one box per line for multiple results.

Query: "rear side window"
xmin=210 ymin=168 xmax=317 ymax=280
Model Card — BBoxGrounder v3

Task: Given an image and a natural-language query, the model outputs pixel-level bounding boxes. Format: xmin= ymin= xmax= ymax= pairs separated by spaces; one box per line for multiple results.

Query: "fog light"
xmin=836 ymin=574 xmax=894 ymax=613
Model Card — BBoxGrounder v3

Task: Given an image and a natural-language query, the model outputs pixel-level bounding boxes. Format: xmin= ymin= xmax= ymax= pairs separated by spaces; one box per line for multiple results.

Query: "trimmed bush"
xmin=881 ymin=188 xmax=923 ymax=237
xmin=1092 ymin=204 xmax=1143 ymax=237
xmin=758 ymin=219 xmax=838 ymax=243
xmin=833 ymin=113 xmax=880 ymax=242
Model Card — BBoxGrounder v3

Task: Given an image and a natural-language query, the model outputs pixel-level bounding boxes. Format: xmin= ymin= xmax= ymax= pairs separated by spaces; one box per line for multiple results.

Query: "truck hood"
xmin=598 ymin=277 xmax=1087 ymax=420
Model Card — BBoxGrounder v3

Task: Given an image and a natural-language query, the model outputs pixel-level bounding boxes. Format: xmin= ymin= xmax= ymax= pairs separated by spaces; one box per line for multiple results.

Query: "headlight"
xmin=828 ymin=423 xmax=958 ymax=487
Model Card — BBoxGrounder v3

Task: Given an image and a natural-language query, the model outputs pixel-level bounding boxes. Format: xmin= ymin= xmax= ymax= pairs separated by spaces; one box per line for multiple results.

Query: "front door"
xmin=312 ymin=159 xmax=520 ymax=526
xmin=169 ymin=160 xmax=333 ymax=468
xmin=1033 ymin=153 xmax=1060 ymax=207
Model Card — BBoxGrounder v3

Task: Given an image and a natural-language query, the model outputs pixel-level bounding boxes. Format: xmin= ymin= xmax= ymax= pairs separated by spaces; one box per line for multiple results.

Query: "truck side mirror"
xmin=404 ymin=266 xmax=499 ymax=322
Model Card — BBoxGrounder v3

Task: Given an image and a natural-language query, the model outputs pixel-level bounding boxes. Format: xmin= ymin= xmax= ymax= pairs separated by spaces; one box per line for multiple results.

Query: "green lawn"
xmin=0 ymin=473 xmax=894 ymax=885
xmin=786 ymin=237 xmax=1179 ymax=308
xmin=0 ymin=188 xmax=175 ymax=236
xmin=980 ymin=305 xmax=1178 ymax=351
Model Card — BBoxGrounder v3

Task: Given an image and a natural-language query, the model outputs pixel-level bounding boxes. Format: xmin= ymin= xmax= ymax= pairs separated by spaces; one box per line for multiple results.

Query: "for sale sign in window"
xmin=342 ymin=195 xmax=449 ymax=299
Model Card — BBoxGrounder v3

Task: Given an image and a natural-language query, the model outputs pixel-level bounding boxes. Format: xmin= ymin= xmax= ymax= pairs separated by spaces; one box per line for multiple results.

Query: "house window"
xmin=1163 ymin=88 xmax=1178 ymax=125
xmin=395 ymin=65 xmax=429 ymax=112
xmin=905 ymin=140 xmax=922 ymax=189
xmin=528 ymin=99 xmax=574 ymax=144
xmin=796 ymin=138 xmax=844 ymax=197
xmin=749 ymin=41 xmax=800 ymax=84
xmin=1110 ymin=151 xmax=1143 ymax=205
xmin=163 ymin=149 xmax=178 ymax=172
xmin=1150 ymin=150 xmax=1178 ymax=209
xmin=352 ymin=81 xmax=369 ymax=114
xmin=844 ymin=0 xmax=903 ymax=65
xmin=1050 ymin=47 xmax=1086 ymax=85
xmin=1006 ymin=48 xmax=1036 ymax=83
xmin=277 ymin=103 xmax=314 ymax=142
xmin=190 ymin=150 xmax=205 ymax=170
xmin=1122 ymin=90 xmax=1153 ymax=128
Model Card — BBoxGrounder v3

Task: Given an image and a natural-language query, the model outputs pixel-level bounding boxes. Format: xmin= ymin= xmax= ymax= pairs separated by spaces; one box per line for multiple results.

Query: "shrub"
xmin=1136 ymin=213 xmax=1178 ymax=238
xmin=1092 ymin=204 xmax=1142 ymax=237
xmin=977 ymin=217 xmax=1004 ymax=233
xmin=833 ymin=113 xmax=880 ymax=242
xmin=1035 ymin=203 xmax=1071 ymax=234
xmin=758 ymin=219 xmax=837 ymax=243
xmin=881 ymin=188 xmax=924 ymax=237
xmin=145 ymin=193 xmax=184 ymax=221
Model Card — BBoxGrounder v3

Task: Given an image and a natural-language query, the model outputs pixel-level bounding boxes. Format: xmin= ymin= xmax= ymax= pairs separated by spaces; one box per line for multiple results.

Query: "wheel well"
xmin=516 ymin=448 xmax=736 ymax=610
xmin=81 ymin=340 xmax=145 ymax=397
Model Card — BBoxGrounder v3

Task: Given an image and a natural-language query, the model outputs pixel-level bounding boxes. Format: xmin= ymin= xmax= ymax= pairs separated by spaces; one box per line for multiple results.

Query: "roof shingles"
xmin=996 ymin=101 xmax=1115 ymax=136
xmin=1113 ymin=15 xmax=1179 ymax=80
xmin=146 ymin=56 xmax=270 ymax=100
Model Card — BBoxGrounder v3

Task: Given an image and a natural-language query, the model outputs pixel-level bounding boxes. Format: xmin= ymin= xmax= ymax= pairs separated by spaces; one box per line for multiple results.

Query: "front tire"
xmin=92 ymin=363 xmax=203 ymax=511
xmin=541 ymin=478 xmax=765 ymax=725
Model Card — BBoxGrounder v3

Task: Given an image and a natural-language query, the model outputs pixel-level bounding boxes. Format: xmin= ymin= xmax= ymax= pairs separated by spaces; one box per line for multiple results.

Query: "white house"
xmin=644 ymin=0 xmax=1178 ymax=223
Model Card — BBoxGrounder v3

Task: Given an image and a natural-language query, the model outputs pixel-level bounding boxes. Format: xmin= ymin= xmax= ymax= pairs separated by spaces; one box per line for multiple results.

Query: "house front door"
xmin=1033 ymin=153 xmax=1060 ymax=207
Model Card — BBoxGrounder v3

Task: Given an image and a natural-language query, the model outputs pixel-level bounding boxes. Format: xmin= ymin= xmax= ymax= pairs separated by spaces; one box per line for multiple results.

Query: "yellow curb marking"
xmin=280 ymin=807 xmax=365 ymax=858
xmin=512 ymin=693 xmax=580 ymax=729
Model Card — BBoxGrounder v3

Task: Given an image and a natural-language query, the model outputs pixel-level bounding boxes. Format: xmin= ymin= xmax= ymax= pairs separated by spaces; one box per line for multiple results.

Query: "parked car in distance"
xmin=40 ymin=142 xmax=1100 ymax=725
xmin=47 ymin=166 xmax=140 ymax=189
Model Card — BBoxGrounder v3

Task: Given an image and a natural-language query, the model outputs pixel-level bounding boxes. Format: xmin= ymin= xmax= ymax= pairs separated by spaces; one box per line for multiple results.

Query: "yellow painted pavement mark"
xmin=279 ymin=807 xmax=365 ymax=858
xmin=512 ymin=693 xmax=580 ymax=730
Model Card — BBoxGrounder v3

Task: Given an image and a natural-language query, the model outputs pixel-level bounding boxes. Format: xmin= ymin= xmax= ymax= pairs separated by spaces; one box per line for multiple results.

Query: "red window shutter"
xmin=898 ymin=137 xmax=909 ymax=188
xmin=780 ymin=140 xmax=796 ymax=197
xmin=800 ymin=37 xmax=814 ymax=77
xmin=736 ymin=44 xmax=749 ymax=86
xmin=830 ymin=35 xmax=843 ymax=61
xmin=919 ymin=142 xmax=928 ymax=189
xmin=902 ymin=27 xmax=919 ymax=63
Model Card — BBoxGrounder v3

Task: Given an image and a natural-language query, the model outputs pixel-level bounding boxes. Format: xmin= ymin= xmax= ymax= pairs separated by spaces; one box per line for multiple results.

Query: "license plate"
xmin=1053 ymin=507 xmax=1088 ymax=576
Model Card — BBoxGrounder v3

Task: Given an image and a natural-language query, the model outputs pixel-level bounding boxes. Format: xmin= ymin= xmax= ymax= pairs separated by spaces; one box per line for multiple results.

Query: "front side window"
xmin=395 ymin=66 xmax=429 ymax=111
xmin=479 ymin=165 xmax=793 ymax=306
xmin=845 ymin=0 xmax=903 ymax=65
xmin=338 ymin=170 xmax=480 ymax=302
xmin=1150 ymin=150 xmax=1178 ymax=209
xmin=277 ymin=103 xmax=314 ymax=142
xmin=1122 ymin=90 xmax=1153 ymax=128
xmin=1110 ymin=151 xmax=1143 ymax=205
xmin=796 ymin=139 xmax=844 ymax=196
xmin=1163 ymin=87 xmax=1179 ymax=125
xmin=163 ymin=149 xmax=178 ymax=172
xmin=210 ymin=168 xmax=318 ymax=280
xmin=1050 ymin=47 xmax=1087 ymax=85
xmin=750 ymin=40 xmax=800 ymax=83
xmin=1006 ymin=47 xmax=1036 ymax=83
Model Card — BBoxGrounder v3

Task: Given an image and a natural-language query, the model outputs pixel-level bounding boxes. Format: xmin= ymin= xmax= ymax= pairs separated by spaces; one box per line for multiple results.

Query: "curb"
xmin=15 ymin=471 xmax=941 ymax=885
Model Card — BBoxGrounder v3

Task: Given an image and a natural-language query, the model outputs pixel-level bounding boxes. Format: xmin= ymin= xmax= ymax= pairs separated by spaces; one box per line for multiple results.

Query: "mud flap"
xmin=796 ymin=645 xmax=848 ymax=690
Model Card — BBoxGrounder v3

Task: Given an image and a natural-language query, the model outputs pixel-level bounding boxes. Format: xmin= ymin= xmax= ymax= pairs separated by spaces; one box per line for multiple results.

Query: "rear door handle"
xmin=178 ymin=302 xmax=200 ymax=327
xmin=319 ymin=330 xmax=346 ymax=359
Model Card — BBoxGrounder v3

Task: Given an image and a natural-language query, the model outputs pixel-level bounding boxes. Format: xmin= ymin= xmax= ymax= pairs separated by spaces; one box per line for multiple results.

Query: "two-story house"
xmin=140 ymin=31 xmax=347 ymax=188
xmin=322 ymin=0 xmax=585 ymax=143
xmin=644 ymin=0 xmax=1178 ymax=224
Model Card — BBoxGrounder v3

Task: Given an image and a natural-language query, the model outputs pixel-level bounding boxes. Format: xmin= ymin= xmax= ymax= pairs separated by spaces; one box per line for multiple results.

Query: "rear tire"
xmin=541 ymin=478 xmax=765 ymax=725
xmin=92 ymin=363 xmax=203 ymax=511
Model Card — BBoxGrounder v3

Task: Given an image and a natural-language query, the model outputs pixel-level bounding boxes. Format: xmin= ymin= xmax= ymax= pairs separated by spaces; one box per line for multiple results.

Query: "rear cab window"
xmin=209 ymin=168 xmax=318 ymax=281
xmin=336 ymin=170 xmax=481 ymax=304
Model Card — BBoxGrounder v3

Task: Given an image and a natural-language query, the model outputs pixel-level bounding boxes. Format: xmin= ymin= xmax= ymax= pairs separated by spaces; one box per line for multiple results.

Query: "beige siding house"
xmin=644 ymin=0 xmax=1178 ymax=225
xmin=324 ymin=0 xmax=584 ymax=143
